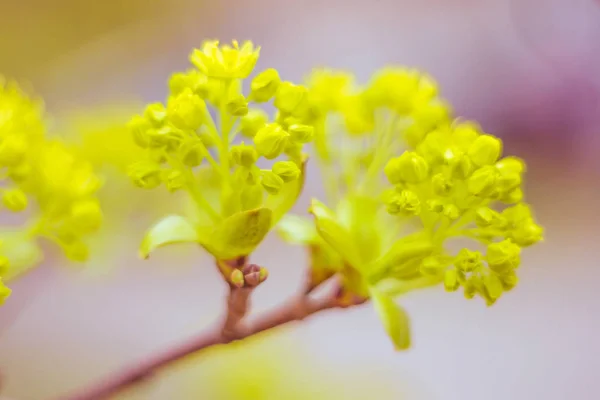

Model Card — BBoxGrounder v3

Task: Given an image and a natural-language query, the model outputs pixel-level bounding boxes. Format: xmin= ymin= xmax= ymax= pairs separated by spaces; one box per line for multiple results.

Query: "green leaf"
xmin=309 ymin=198 xmax=362 ymax=268
xmin=208 ymin=207 xmax=272 ymax=260
xmin=277 ymin=214 xmax=317 ymax=244
xmin=370 ymin=288 xmax=411 ymax=351
xmin=140 ymin=215 xmax=200 ymax=259
xmin=265 ymin=156 xmax=308 ymax=226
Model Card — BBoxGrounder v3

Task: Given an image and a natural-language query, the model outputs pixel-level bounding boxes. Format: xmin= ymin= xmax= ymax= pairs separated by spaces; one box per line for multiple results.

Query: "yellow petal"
xmin=139 ymin=215 xmax=201 ymax=259
xmin=209 ymin=207 xmax=272 ymax=260
xmin=370 ymin=288 xmax=411 ymax=351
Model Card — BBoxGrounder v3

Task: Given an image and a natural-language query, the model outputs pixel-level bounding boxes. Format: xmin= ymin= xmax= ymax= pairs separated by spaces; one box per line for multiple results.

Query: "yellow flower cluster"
xmin=131 ymin=40 xmax=316 ymax=263
xmin=0 ymin=79 xmax=103 ymax=305
xmin=279 ymin=67 xmax=542 ymax=349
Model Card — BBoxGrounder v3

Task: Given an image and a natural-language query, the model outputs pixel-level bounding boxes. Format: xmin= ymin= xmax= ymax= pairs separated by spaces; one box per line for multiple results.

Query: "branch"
xmin=58 ymin=273 xmax=348 ymax=400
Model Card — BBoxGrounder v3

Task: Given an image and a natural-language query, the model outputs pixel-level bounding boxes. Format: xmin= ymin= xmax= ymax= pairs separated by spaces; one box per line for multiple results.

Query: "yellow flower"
xmin=190 ymin=40 xmax=260 ymax=79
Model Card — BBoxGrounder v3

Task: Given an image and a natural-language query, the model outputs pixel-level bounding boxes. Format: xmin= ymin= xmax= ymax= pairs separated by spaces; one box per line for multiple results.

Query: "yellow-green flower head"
xmin=384 ymin=151 xmax=429 ymax=184
xmin=190 ymin=40 xmax=260 ymax=79
xmin=133 ymin=42 xmax=314 ymax=264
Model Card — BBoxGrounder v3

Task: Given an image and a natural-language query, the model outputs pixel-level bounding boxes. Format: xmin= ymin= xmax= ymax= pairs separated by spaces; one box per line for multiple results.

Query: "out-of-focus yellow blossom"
xmin=278 ymin=67 xmax=542 ymax=349
xmin=0 ymin=79 xmax=105 ymax=304
xmin=131 ymin=41 xmax=315 ymax=270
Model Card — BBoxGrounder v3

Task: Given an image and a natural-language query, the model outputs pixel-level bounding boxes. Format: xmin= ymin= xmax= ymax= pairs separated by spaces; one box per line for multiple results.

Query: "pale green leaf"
xmin=309 ymin=198 xmax=362 ymax=268
xmin=140 ymin=215 xmax=200 ymax=259
xmin=370 ymin=287 xmax=411 ymax=351
xmin=208 ymin=207 xmax=272 ymax=260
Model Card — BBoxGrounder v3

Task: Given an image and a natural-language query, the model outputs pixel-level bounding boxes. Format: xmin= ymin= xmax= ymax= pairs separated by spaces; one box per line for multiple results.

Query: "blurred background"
xmin=1 ymin=0 xmax=600 ymax=399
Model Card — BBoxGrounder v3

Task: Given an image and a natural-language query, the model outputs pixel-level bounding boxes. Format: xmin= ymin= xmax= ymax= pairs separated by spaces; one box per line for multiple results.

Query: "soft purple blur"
xmin=1 ymin=0 xmax=600 ymax=399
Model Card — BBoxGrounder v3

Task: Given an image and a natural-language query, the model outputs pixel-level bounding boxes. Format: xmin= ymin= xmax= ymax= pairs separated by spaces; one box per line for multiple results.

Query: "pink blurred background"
xmin=1 ymin=0 xmax=600 ymax=399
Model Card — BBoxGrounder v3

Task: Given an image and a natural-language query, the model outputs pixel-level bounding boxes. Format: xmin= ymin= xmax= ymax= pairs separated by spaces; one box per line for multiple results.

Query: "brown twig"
xmin=57 ymin=272 xmax=348 ymax=400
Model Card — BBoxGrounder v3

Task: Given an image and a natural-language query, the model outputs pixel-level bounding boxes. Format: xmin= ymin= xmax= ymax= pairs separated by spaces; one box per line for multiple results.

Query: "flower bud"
xmin=179 ymin=139 xmax=205 ymax=167
xmin=259 ymin=266 xmax=269 ymax=282
xmin=483 ymin=274 xmax=503 ymax=301
xmin=0 ymin=279 xmax=11 ymax=305
xmin=452 ymin=121 xmax=480 ymax=151
xmin=442 ymin=203 xmax=460 ymax=220
xmin=467 ymin=135 xmax=502 ymax=166
xmin=128 ymin=115 xmax=152 ymax=148
xmin=0 ymin=136 xmax=26 ymax=166
xmin=496 ymin=156 xmax=525 ymax=175
xmin=230 ymin=269 xmax=244 ymax=288
xmin=243 ymin=264 xmax=262 ymax=287
xmin=261 ymin=171 xmax=284 ymax=195
xmin=500 ymin=188 xmax=523 ymax=204
xmin=454 ymin=248 xmax=483 ymax=273
xmin=240 ymin=109 xmax=268 ymax=139
xmin=511 ymin=219 xmax=543 ymax=247
xmin=2 ymin=188 xmax=27 ymax=212
xmin=253 ymin=123 xmax=289 ymax=159
xmin=128 ymin=161 xmax=163 ymax=189
xmin=288 ymin=124 xmax=314 ymax=143
xmin=226 ymin=94 xmax=249 ymax=117
xmin=71 ymin=199 xmax=103 ymax=232
xmin=164 ymin=169 xmax=186 ymax=192
xmin=412 ymin=99 xmax=450 ymax=130
xmin=65 ymin=241 xmax=90 ymax=262
xmin=426 ymin=199 xmax=445 ymax=213
xmin=384 ymin=151 xmax=429 ymax=184
xmin=230 ymin=143 xmax=258 ymax=167
xmin=448 ymin=153 xmax=474 ymax=180
xmin=467 ymin=165 xmax=498 ymax=197
xmin=432 ymin=173 xmax=453 ymax=196
xmin=272 ymin=161 xmax=300 ymax=182
xmin=167 ymin=89 xmax=206 ymax=130
xmin=403 ymin=123 xmax=427 ymax=148
xmin=486 ymin=239 xmax=521 ymax=273
xmin=499 ymin=271 xmax=518 ymax=291
xmin=0 ymin=256 xmax=10 ymax=276
xmin=502 ymin=203 xmax=532 ymax=223
xmin=386 ymin=189 xmax=421 ymax=216
xmin=144 ymin=103 xmax=167 ymax=127
xmin=274 ymin=82 xmax=309 ymax=115
xmin=444 ymin=268 xmax=460 ymax=292
xmin=250 ymin=68 xmax=281 ymax=102
xmin=475 ymin=207 xmax=501 ymax=227
xmin=497 ymin=171 xmax=521 ymax=193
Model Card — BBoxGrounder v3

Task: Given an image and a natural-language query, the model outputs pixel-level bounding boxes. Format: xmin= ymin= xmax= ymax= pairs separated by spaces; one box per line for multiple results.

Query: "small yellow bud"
xmin=259 ymin=266 xmax=269 ymax=282
xmin=230 ymin=143 xmax=258 ymax=167
xmin=274 ymin=82 xmax=309 ymax=115
xmin=167 ymin=89 xmax=206 ymax=130
xmin=144 ymin=103 xmax=167 ymax=126
xmin=511 ymin=219 xmax=543 ymax=247
xmin=128 ymin=161 xmax=163 ymax=189
xmin=384 ymin=151 xmax=429 ymax=184
xmin=432 ymin=173 xmax=453 ymax=196
xmin=240 ymin=109 xmax=268 ymax=138
xmin=502 ymin=203 xmax=532 ymax=223
xmin=452 ymin=121 xmax=480 ymax=151
xmin=483 ymin=274 xmax=503 ymax=301
xmin=261 ymin=171 xmax=284 ymax=195
xmin=467 ymin=135 xmax=502 ymax=166
xmin=497 ymin=172 xmax=521 ymax=193
xmin=179 ymin=139 xmax=205 ymax=167
xmin=412 ymin=99 xmax=450 ymax=130
xmin=0 ymin=279 xmax=11 ymax=306
xmin=387 ymin=190 xmax=421 ymax=216
xmin=71 ymin=200 xmax=103 ymax=232
xmin=475 ymin=207 xmax=501 ymax=227
xmin=272 ymin=161 xmax=301 ymax=182
xmin=496 ymin=156 xmax=525 ymax=175
xmin=128 ymin=115 xmax=153 ymax=148
xmin=454 ymin=249 xmax=483 ymax=273
xmin=250 ymin=68 xmax=281 ymax=102
xmin=467 ymin=165 xmax=498 ymax=197
xmin=500 ymin=187 xmax=523 ymax=204
xmin=499 ymin=271 xmax=518 ymax=291
xmin=486 ymin=239 xmax=521 ymax=273
xmin=253 ymin=123 xmax=289 ymax=159
xmin=442 ymin=203 xmax=460 ymax=220
xmin=403 ymin=124 xmax=428 ymax=148
xmin=444 ymin=269 xmax=460 ymax=292
xmin=65 ymin=241 xmax=90 ymax=262
xmin=448 ymin=153 xmax=474 ymax=179
xmin=2 ymin=188 xmax=27 ymax=212
xmin=164 ymin=169 xmax=186 ymax=192
xmin=0 ymin=256 xmax=10 ymax=276
xmin=226 ymin=94 xmax=249 ymax=116
xmin=288 ymin=124 xmax=314 ymax=143
xmin=426 ymin=199 xmax=445 ymax=213
xmin=0 ymin=136 xmax=26 ymax=166
xmin=230 ymin=269 xmax=244 ymax=288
